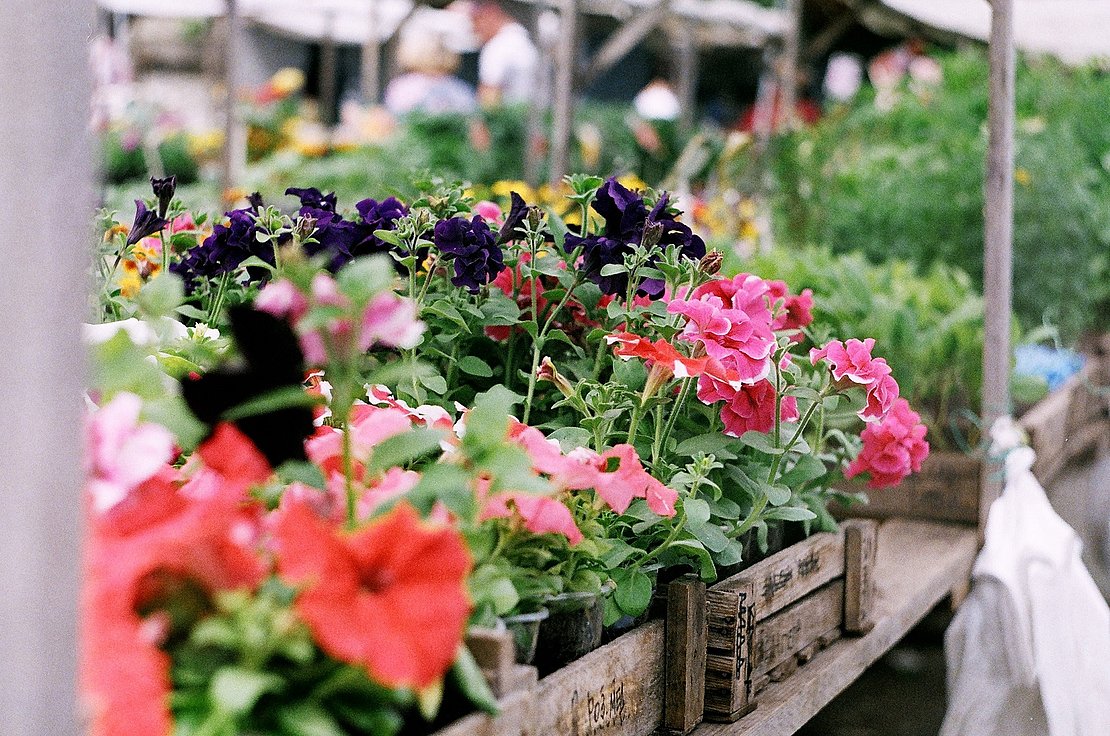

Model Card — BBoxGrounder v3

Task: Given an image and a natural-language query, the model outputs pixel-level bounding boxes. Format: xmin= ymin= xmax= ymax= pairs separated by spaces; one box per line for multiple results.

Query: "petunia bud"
xmin=247 ymin=191 xmax=265 ymax=212
xmin=294 ymin=214 xmax=318 ymax=242
xmin=641 ymin=221 xmax=665 ymax=250
xmin=150 ymin=175 xmax=177 ymax=219
xmin=537 ymin=356 xmax=575 ymax=398
xmin=526 ymin=206 xmax=544 ymax=232
xmin=699 ymin=250 xmax=724 ymax=275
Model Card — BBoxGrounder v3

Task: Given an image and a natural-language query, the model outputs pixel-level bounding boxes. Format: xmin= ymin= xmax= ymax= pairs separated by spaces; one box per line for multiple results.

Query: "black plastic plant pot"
xmin=501 ymin=608 xmax=549 ymax=665
xmin=534 ymin=590 xmax=606 ymax=676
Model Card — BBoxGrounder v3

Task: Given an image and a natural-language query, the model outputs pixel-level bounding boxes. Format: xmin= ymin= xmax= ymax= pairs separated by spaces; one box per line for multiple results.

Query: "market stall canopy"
xmin=97 ymin=0 xmax=788 ymax=48
xmin=855 ymin=0 xmax=1110 ymax=65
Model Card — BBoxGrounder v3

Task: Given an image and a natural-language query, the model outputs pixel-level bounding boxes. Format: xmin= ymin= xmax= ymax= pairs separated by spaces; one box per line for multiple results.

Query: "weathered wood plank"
xmin=665 ymin=579 xmax=708 ymax=734
xmin=750 ymin=580 xmax=844 ymax=683
xmin=466 ymin=627 xmax=519 ymax=699
xmin=535 ymin=620 xmax=666 ymax=736
xmin=705 ymin=582 xmax=756 ymax=722
xmin=842 ymin=519 xmax=877 ymax=634
xmin=438 ymin=622 xmax=666 ymax=736
xmin=832 ymin=452 xmax=981 ymax=525
xmin=714 ymin=530 xmax=845 ymax=621
xmin=692 ymin=520 xmax=978 ymax=736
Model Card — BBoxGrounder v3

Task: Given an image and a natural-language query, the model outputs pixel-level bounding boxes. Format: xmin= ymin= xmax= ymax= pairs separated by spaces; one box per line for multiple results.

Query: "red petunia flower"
xmin=273 ymin=500 xmax=471 ymax=689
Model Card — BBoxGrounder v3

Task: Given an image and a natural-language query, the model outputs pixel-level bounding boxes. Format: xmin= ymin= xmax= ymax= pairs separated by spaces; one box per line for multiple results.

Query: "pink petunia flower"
xmin=696 ymin=375 xmax=799 ymax=437
xmin=667 ymin=274 xmax=777 ymax=384
xmin=596 ymin=444 xmax=679 ymax=516
xmin=810 ymin=338 xmax=900 ymax=421
xmin=845 ymin=398 xmax=929 ymax=488
xmin=85 ymin=392 xmax=176 ymax=514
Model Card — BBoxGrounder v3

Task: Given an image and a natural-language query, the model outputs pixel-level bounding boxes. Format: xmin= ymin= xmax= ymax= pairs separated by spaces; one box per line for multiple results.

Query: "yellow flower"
xmin=104 ymin=223 xmax=130 ymax=242
xmin=118 ymin=268 xmax=142 ymax=299
xmin=270 ymin=67 xmax=306 ymax=97
xmin=617 ymin=174 xmax=648 ymax=193
xmin=491 ymin=180 xmax=536 ymax=203
xmin=1015 ymin=167 xmax=1032 ymax=187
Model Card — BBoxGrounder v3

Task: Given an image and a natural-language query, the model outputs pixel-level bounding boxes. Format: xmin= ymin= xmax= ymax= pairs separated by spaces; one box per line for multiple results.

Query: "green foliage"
xmin=768 ymin=49 xmax=1110 ymax=340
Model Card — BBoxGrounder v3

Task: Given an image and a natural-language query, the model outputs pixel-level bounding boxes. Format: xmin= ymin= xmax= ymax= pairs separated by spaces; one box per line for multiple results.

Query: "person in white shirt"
xmin=468 ymin=0 xmax=539 ymax=107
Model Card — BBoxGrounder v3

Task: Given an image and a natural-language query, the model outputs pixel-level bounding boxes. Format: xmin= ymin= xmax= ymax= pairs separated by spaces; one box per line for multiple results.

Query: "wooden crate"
xmin=703 ymin=519 xmax=878 ymax=722
xmin=1019 ymin=360 xmax=1108 ymax=485
xmin=830 ymin=451 xmax=981 ymax=525
xmin=435 ymin=579 xmax=710 ymax=736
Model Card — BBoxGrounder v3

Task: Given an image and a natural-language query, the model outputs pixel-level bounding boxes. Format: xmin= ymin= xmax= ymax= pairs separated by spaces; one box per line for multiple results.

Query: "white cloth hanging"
xmin=941 ymin=417 xmax=1110 ymax=736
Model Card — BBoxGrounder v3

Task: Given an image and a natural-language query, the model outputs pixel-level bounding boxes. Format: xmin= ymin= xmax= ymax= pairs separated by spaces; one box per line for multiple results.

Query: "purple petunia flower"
xmin=150 ymin=175 xmax=176 ymax=219
xmin=433 ymin=216 xmax=505 ymax=293
xmin=351 ymin=196 xmax=407 ymax=261
xmin=171 ymin=208 xmax=274 ymax=293
xmin=564 ymin=178 xmax=705 ymax=298
xmin=285 ymin=187 xmax=337 ymax=213
xmin=125 ymin=199 xmax=169 ymax=247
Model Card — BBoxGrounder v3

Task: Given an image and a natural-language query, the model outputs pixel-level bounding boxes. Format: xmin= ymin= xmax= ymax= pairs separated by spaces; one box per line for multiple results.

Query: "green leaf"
xmin=221 ymin=386 xmax=322 ymax=421
xmin=373 ymin=229 xmax=404 ymax=247
xmin=366 ymin=427 xmax=446 ymax=474
xmin=175 ymin=304 xmax=209 ymax=321
xmin=452 ymin=644 xmax=500 ymax=715
xmin=739 ymin=431 xmax=784 ymax=455
xmin=762 ymin=483 xmax=792 ymax=506
xmin=338 ymin=255 xmax=394 ymax=303
xmin=418 ymin=373 xmax=448 ymax=395
xmin=545 ymin=207 xmax=569 ymax=251
xmin=599 ymin=263 xmax=627 ymax=277
xmin=459 ymin=356 xmax=494 ymax=377
xmin=612 ymin=568 xmax=653 ymax=617
xmin=778 ymin=455 xmax=827 ymax=489
xmin=276 ymin=702 xmax=347 ymax=736
xmin=674 ymin=433 xmax=738 ymax=458
xmin=276 ymin=460 xmax=326 ymax=490
xmin=209 ymin=667 xmax=284 ymax=715
xmin=716 ymin=539 xmax=746 ymax=567
xmin=548 ymin=426 xmax=592 ymax=453
xmin=686 ymin=519 xmax=730 ymax=553
xmin=424 ymin=301 xmax=471 ymax=333
xmin=136 ymin=273 xmax=185 ymax=318
xmin=683 ymin=497 xmax=711 ymax=525
xmin=764 ymin=506 xmax=818 ymax=522
xmin=669 ymin=539 xmax=716 ymax=579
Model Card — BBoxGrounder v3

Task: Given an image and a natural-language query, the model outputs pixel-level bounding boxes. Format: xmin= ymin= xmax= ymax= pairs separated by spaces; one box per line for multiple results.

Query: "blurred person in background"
xmin=384 ymin=32 xmax=478 ymax=116
xmin=466 ymin=0 xmax=538 ymax=107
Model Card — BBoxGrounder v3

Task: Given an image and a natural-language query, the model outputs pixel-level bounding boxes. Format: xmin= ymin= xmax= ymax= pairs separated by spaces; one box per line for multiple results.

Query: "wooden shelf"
xmin=692 ymin=518 xmax=978 ymax=736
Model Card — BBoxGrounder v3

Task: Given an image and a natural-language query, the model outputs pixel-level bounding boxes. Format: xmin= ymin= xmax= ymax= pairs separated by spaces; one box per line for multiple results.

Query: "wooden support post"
xmin=980 ymin=0 xmax=1015 ymax=532
xmin=705 ymin=583 xmax=756 ymax=722
xmin=465 ymin=627 xmax=536 ymax=699
xmin=675 ymin=23 xmax=698 ymax=134
xmin=549 ymin=0 xmax=578 ymax=188
xmin=778 ymin=0 xmax=802 ymax=129
xmin=360 ymin=0 xmax=382 ymax=105
xmin=664 ymin=578 xmax=708 ymax=734
xmin=0 ymin=1 xmax=91 ymax=733
xmin=221 ymin=0 xmax=246 ymax=194
xmin=842 ymin=519 xmax=877 ymax=634
xmin=320 ymin=9 xmax=340 ymax=127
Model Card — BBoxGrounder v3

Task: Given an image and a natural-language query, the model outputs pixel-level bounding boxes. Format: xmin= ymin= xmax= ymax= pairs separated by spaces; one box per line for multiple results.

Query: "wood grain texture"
xmin=465 ymin=627 xmax=519 ymax=698
xmin=691 ymin=519 xmax=978 ymax=736
xmin=714 ymin=531 xmax=845 ymax=621
xmin=435 ymin=622 xmax=666 ymax=736
xmin=842 ymin=519 xmax=878 ymax=634
xmin=665 ymin=579 xmax=708 ymax=734
xmin=705 ymin=583 xmax=756 ymax=722
xmin=750 ymin=581 xmax=844 ymax=682
xmin=831 ymin=452 xmax=981 ymax=525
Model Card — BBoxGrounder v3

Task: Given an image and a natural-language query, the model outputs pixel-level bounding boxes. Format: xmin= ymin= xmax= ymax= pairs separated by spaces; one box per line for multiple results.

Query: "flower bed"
xmin=84 ymin=174 xmax=933 ymax=736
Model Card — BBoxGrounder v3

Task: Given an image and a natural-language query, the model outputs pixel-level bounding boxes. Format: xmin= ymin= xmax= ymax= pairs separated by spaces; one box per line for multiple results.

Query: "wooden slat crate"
xmin=1019 ymin=360 xmax=1108 ymax=485
xmin=435 ymin=579 xmax=710 ymax=736
xmin=830 ymin=452 xmax=981 ymax=525
xmin=702 ymin=519 xmax=877 ymax=722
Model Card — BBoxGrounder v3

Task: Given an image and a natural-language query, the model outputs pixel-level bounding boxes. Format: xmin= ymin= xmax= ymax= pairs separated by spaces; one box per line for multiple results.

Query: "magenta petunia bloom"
xmin=810 ymin=338 xmax=900 ymax=421
xmin=845 ymin=397 xmax=930 ymax=488
xmin=697 ymin=374 xmax=799 ymax=437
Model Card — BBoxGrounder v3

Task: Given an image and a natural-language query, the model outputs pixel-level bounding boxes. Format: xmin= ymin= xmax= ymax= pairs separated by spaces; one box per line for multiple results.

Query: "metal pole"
xmin=981 ymin=0 xmax=1015 ymax=529
xmin=0 ymin=1 xmax=91 ymax=733
xmin=360 ymin=0 xmax=382 ymax=105
xmin=549 ymin=0 xmax=578 ymax=187
xmin=221 ymin=0 xmax=245 ymax=195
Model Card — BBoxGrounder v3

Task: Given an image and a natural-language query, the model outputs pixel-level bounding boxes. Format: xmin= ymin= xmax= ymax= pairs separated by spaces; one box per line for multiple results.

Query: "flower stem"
xmin=766 ymin=390 xmax=827 ymax=484
xmin=522 ymin=340 xmax=543 ymax=425
xmin=341 ymin=411 xmax=356 ymax=529
xmin=657 ymin=377 xmax=694 ymax=463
